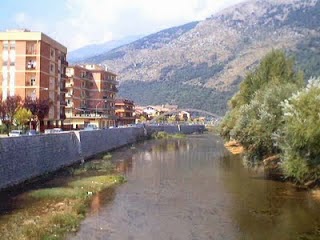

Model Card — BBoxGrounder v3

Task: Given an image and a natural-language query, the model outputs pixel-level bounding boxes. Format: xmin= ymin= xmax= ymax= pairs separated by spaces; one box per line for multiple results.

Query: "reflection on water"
xmin=70 ymin=134 xmax=320 ymax=240
xmin=2 ymin=134 xmax=320 ymax=240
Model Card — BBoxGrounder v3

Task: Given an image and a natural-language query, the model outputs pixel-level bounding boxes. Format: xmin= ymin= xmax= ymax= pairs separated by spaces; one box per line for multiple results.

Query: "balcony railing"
xmin=26 ymin=49 xmax=37 ymax=55
xmin=26 ymin=61 xmax=37 ymax=70
xmin=66 ymin=103 xmax=74 ymax=108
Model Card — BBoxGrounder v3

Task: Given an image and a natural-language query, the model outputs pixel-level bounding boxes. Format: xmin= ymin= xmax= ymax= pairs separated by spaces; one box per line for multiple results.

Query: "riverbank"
xmin=0 ymin=153 xmax=125 ymax=240
xmin=224 ymin=141 xmax=320 ymax=189
xmin=224 ymin=140 xmax=244 ymax=155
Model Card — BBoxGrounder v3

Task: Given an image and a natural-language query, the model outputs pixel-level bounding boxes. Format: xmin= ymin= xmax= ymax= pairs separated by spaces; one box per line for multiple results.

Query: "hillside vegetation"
xmin=220 ymin=50 xmax=320 ymax=184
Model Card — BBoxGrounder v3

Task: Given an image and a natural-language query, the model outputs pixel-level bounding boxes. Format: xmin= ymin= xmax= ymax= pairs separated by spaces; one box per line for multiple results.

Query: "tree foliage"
xmin=14 ymin=107 xmax=33 ymax=130
xmin=24 ymin=97 xmax=50 ymax=130
xmin=229 ymin=50 xmax=304 ymax=109
xmin=220 ymin=50 xmax=303 ymax=163
xmin=277 ymin=78 xmax=320 ymax=182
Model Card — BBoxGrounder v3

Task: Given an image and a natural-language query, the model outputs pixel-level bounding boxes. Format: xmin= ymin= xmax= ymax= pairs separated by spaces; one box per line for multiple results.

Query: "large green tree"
xmin=220 ymin=50 xmax=304 ymax=162
xmin=229 ymin=50 xmax=303 ymax=109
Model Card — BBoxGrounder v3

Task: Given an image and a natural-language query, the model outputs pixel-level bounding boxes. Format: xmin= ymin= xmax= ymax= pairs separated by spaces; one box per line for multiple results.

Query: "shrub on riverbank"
xmin=220 ymin=50 xmax=320 ymax=183
xmin=276 ymin=78 xmax=320 ymax=183
xmin=152 ymin=131 xmax=186 ymax=139
xmin=219 ymin=50 xmax=320 ymax=183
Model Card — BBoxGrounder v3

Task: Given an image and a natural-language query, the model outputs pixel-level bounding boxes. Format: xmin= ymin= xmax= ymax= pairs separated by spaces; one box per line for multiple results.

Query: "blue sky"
xmin=1 ymin=0 xmax=245 ymax=50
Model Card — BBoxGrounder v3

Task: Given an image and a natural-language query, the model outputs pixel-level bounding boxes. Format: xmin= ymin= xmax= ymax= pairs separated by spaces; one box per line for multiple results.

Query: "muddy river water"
xmin=69 ymin=134 xmax=320 ymax=240
xmin=1 ymin=134 xmax=320 ymax=240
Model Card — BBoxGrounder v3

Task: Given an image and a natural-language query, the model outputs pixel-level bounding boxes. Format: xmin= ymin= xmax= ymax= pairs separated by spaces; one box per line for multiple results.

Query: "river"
xmin=1 ymin=134 xmax=320 ymax=239
xmin=69 ymin=134 xmax=320 ymax=240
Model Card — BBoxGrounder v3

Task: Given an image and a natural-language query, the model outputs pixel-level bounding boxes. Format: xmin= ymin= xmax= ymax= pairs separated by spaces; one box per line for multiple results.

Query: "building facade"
xmin=115 ymin=99 xmax=135 ymax=126
xmin=0 ymin=29 xmax=68 ymax=128
xmin=65 ymin=64 xmax=118 ymax=129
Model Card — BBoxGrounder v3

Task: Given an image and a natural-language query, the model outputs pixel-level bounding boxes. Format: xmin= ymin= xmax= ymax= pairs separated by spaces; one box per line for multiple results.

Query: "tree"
xmin=139 ymin=115 xmax=147 ymax=123
xmin=3 ymin=96 xmax=22 ymax=134
xmin=277 ymin=78 xmax=320 ymax=182
xmin=14 ymin=107 xmax=33 ymax=130
xmin=229 ymin=50 xmax=304 ymax=109
xmin=0 ymin=99 xmax=7 ymax=133
xmin=220 ymin=49 xmax=304 ymax=163
xmin=24 ymin=97 xmax=50 ymax=131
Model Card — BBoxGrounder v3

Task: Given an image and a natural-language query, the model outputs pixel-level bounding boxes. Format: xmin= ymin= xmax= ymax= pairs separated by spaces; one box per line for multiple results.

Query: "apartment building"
xmin=65 ymin=64 xmax=118 ymax=129
xmin=0 ymin=29 xmax=68 ymax=128
xmin=115 ymin=99 xmax=135 ymax=126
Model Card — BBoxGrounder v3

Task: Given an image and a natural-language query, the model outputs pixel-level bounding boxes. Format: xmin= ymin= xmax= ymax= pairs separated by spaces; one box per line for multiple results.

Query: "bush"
xmin=278 ymin=78 xmax=320 ymax=182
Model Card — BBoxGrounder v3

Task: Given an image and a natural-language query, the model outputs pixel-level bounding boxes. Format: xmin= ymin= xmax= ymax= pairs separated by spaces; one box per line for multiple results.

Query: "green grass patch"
xmin=0 ymin=174 xmax=126 ymax=240
xmin=28 ymin=187 xmax=85 ymax=200
xmin=102 ymin=153 xmax=112 ymax=160
xmin=152 ymin=131 xmax=186 ymax=139
xmin=68 ymin=175 xmax=125 ymax=192
xmin=73 ymin=160 xmax=115 ymax=176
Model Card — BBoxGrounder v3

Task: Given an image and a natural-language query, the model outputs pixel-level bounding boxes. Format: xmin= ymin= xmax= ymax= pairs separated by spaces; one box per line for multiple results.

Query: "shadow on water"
xmin=71 ymin=134 xmax=320 ymax=240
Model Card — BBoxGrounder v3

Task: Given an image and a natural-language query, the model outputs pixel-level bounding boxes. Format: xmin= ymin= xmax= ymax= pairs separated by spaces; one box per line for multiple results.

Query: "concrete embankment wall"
xmin=0 ymin=125 xmax=204 ymax=190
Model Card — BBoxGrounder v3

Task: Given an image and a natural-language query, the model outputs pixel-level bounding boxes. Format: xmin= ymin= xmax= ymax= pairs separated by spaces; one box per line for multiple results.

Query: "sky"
xmin=1 ymin=0 xmax=245 ymax=51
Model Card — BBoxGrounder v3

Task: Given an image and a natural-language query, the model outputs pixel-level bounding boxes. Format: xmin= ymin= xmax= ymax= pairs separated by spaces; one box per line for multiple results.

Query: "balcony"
xmin=26 ymin=49 xmax=37 ymax=55
xmin=66 ymin=82 xmax=73 ymax=88
xmin=66 ymin=93 xmax=73 ymax=98
xmin=66 ymin=102 xmax=74 ymax=108
xmin=26 ymin=61 xmax=37 ymax=70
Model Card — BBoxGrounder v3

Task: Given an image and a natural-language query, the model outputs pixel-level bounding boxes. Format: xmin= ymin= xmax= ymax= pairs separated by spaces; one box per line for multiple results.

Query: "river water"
xmin=69 ymin=134 xmax=320 ymax=240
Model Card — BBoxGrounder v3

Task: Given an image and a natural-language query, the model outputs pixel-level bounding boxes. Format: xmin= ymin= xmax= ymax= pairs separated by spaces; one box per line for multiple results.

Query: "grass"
xmin=0 ymin=174 xmax=125 ymax=240
xmin=152 ymin=131 xmax=186 ymax=139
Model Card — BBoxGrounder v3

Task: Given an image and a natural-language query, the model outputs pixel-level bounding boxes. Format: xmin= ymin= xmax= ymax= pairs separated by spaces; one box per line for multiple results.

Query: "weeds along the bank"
xmin=0 ymin=152 xmax=126 ymax=240
xmin=152 ymin=131 xmax=186 ymax=140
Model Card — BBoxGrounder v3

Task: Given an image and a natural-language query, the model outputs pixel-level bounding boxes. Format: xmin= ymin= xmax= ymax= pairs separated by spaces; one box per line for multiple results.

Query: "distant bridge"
xmin=149 ymin=108 xmax=222 ymax=124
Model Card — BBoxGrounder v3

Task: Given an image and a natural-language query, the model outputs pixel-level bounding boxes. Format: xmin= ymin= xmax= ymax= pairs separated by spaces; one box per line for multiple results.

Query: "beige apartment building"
xmin=65 ymin=64 xmax=118 ymax=129
xmin=0 ymin=29 xmax=68 ymax=128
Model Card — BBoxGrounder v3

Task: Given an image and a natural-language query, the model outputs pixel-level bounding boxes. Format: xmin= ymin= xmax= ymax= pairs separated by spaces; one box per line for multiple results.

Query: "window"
xmin=50 ymin=64 xmax=54 ymax=72
xmin=30 ymin=78 xmax=36 ymax=86
xmin=10 ymin=61 xmax=15 ymax=66
xmin=3 ymin=42 xmax=8 ymax=50
xmin=2 ymin=61 xmax=7 ymax=66
xmin=50 ymin=49 xmax=55 ymax=57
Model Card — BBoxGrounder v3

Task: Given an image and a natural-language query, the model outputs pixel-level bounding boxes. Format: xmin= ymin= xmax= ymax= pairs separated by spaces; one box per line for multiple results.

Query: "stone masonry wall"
xmin=0 ymin=125 xmax=204 ymax=190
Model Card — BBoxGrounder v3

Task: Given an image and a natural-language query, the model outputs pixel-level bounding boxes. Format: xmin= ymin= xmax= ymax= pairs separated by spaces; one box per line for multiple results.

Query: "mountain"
xmin=85 ymin=0 xmax=320 ymax=115
xmin=67 ymin=35 xmax=143 ymax=63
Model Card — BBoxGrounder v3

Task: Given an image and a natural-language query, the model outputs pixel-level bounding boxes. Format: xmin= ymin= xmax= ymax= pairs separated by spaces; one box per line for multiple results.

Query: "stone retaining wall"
xmin=0 ymin=125 xmax=204 ymax=190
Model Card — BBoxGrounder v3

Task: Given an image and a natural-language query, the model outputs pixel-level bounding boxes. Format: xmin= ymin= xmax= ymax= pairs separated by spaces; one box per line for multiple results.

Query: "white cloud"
xmin=13 ymin=12 xmax=47 ymax=33
xmin=52 ymin=0 xmax=245 ymax=50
